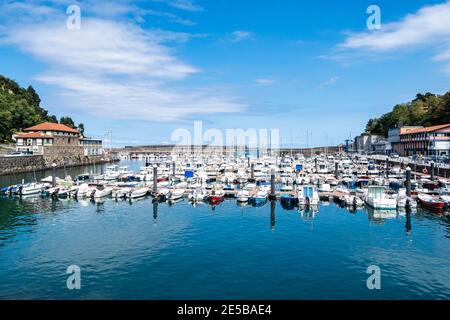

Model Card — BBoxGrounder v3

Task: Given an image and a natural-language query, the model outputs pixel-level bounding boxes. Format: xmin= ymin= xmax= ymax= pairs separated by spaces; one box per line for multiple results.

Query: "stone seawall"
xmin=0 ymin=154 xmax=114 ymax=176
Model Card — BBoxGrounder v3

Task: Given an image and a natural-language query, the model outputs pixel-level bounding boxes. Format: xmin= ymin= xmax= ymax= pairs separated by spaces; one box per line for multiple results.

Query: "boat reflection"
xmin=366 ymin=207 xmax=397 ymax=222
xmin=300 ymin=205 xmax=319 ymax=220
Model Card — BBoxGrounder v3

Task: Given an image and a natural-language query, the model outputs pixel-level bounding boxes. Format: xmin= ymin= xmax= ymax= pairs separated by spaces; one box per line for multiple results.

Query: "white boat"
xmin=236 ymin=190 xmax=250 ymax=202
xmin=169 ymin=189 xmax=185 ymax=201
xmin=94 ymin=186 xmax=113 ymax=198
xmin=280 ymin=185 xmax=293 ymax=192
xmin=77 ymin=183 xmax=96 ymax=198
xmin=188 ymin=189 xmax=208 ymax=202
xmin=113 ymin=187 xmax=132 ymax=199
xmin=129 ymin=187 xmax=149 ymax=199
xmin=365 ymin=186 xmax=397 ymax=210
xmin=318 ymin=183 xmax=332 ymax=192
xmin=396 ymin=189 xmax=417 ymax=209
xmin=298 ymin=185 xmax=320 ymax=206
xmin=19 ymin=183 xmax=46 ymax=195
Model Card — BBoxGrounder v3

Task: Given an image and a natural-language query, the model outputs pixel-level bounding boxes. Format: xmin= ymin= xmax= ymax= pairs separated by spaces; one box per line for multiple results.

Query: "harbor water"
xmin=0 ymin=161 xmax=449 ymax=300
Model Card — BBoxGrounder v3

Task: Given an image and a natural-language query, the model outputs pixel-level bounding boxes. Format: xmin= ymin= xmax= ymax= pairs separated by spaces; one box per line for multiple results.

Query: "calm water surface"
xmin=0 ymin=162 xmax=449 ymax=300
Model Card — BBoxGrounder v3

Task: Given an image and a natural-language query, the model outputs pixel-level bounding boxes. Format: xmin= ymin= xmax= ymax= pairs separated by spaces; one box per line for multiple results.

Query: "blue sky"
xmin=1 ymin=0 xmax=449 ymax=147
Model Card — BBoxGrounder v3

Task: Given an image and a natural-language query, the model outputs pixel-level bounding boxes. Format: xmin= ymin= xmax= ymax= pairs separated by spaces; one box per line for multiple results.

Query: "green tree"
xmin=77 ymin=123 xmax=85 ymax=136
xmin=59 ymin=116 xmax=75 ymax=128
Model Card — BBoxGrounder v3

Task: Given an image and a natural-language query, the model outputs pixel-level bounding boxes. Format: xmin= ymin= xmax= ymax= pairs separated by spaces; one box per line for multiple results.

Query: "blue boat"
xmin=249 ymin=191 xmax=268 ymax=206
xmin=280 ymin=194 xmax=297 ymax=206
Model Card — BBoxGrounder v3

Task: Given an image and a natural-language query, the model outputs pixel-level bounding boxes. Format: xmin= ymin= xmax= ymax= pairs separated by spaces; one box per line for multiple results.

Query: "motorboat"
xmin=236 ymin=190 xmax=250 ymax=203
xmin=298 ymin=185 xmax=320 ymax=206
xmin=208 ymin=190 xmax=225 ymax=204
xmin=250 ymin=190 xmax=268 ymax=205
xmin=188 ymin=189 xmax=208 ymax=202
xmin=169 ymin=189 xmax=185 ymax=201
xmin=93 ymin=186 xmax=113 ymax=198
xmin=364 ymin=186 xmax=397 ymax=210
xmin=417 ymin=194 xmax=445 ymax=211
xmin=19 ymin=183 xmax=46 ymax=195
xmin=129 ymin=187 xmax=149 ymax=199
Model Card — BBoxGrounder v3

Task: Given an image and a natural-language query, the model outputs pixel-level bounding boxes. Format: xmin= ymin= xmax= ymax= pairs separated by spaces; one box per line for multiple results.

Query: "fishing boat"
xmin=417 ymin=194 xmax=445 ymax=211
xmin=364 ymin=186 xmax=397 ymax=210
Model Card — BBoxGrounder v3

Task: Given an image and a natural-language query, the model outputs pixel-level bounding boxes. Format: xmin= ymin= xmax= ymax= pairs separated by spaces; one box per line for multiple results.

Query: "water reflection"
xmin=153 ymin=201 xmax=158 ymax=224
xmin=270 ymin=200 xmax=276 ymax=230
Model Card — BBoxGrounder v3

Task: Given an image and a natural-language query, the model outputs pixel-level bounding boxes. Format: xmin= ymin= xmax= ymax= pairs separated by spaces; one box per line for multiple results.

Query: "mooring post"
xmin=406 ymin=167 xmax=411 ymax=198
xmin=51 ymin=163 xmax=56 ymax=187
xmin=270 ymin=169 xmax=276 ymax=200
xmin=153 ymin=165 xmax=158 ymax=194
xmin=314 ymin=157 xmax=318 ymax=172
xmin=153 ymin=201 xmax=158 ymax=224
xmin=385 ymin=157 xmax=389 ymax=178
xmin=172 ymin=161 xmax=176 ymax=178
xmin=251 ymin=163 xmax=255 ymax=180
xmin=247 ymin=157 xmax=250 ymax=168
xmin=431 ymin=161 xmax=435 ymax=181
xmin=334 ymin=162 xmax=339 ymax=179
xmin=270 ymin=200 xmax=276 ymax=230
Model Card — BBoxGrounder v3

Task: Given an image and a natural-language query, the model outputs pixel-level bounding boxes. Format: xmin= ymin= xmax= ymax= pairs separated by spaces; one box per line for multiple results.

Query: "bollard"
xmin=431 ymin=162 xmax=435 ymax=181
xmin=405 ymin=167 xmax=411 ymax=198
xmin=314 ymin=157 xmax=318 ymax=172
xmin=270 ymin=169 xmax=276 ymax=200
xmin=51 ymin=163 xmax=57 ymax=187
xmin=247 ymin=157 xmax=250 ymax=168
xmin=153 ymin=165 xmax=158 ymax=194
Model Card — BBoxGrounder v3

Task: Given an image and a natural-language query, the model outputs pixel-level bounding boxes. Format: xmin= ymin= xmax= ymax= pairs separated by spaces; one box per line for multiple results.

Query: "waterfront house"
xmin=13 ymin=122 xmax=80 ymax=155
xmin=12 ymin=122 xmax=104 ymax=166
xmin=354 ymin=133 xmax=383 ymax=154
xmin=388 ymin=126 xmax=423 ymax=155
xmin=399 ymin=124 xmax=450 ymax=156
xmin=81 ymin=138 xmax=103 ymax=156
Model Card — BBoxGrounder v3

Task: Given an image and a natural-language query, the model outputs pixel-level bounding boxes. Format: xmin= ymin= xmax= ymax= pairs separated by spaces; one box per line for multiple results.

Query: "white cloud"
xmin=339 ymin=1 xmax=450 ymax=73
xmin=231 ymin=31 xmax=253 ymax=42
xmin=0 ymin=1 xmax=246 ymax=122
xmin=256 ymin=78 xmax=276 ymax=85
xmin=318 ymin=76 xmax=339 ymax=89
xmin=168 ymin=0 xmax=203 ymax=12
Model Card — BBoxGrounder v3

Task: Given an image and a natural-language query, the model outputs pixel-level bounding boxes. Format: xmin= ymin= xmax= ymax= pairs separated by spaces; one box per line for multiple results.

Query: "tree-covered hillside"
xmin=0 ymin=75 xmax=84 ymax=142
xmin=365 ymin=91 xmax=450 ymax=137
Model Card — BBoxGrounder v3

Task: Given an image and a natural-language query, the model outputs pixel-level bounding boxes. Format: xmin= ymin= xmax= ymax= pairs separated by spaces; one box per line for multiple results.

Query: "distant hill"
xmin=365 ymin=91 xmax=450 ymax=137
xmin=0 ymin=75 xmax=84 ymax=142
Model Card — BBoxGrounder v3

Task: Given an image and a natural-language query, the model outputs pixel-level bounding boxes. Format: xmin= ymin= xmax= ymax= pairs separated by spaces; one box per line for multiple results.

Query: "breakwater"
xmin=0 ymin=154 xmax=115 ymax=176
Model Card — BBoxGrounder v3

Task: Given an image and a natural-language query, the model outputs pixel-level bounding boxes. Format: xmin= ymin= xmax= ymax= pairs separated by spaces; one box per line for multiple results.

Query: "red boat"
xmin=208 ymin=190 xmax=225 ymax=204
xmin=417 ymin=194 xmax=445 ymax=210
xmin=157 ymin=177 xmax=168 ymax=183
